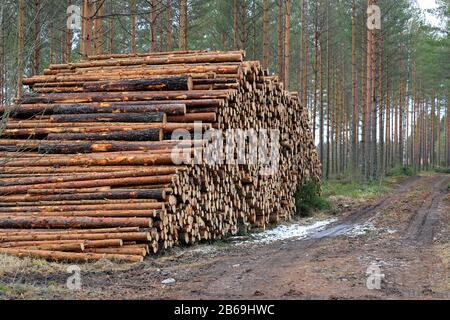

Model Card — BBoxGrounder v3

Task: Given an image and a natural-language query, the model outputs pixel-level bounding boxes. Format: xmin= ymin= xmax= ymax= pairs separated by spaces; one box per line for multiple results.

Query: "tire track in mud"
xmin=309 ymin=175 xmax=423 ymax=240
xmin=405 ymin=175 xmax=449 ymax=245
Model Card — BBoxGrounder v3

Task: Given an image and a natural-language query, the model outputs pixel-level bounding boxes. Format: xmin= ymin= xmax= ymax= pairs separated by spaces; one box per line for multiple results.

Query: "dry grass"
xmin=0 ymin=253 xmax=143 ymax=300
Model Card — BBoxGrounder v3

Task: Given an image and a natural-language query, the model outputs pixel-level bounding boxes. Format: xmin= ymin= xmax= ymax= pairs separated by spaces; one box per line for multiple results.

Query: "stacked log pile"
xmin=0 ymin=50 xmax=321 ymax=263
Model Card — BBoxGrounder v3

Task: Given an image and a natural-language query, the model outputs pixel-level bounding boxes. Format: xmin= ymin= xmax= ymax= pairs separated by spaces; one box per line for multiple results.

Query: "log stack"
xmin=0 ymin=50 xmax=321 ymax=263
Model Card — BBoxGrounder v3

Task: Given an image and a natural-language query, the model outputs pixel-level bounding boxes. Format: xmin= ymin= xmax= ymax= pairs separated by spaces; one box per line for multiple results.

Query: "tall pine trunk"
xmin=166 ymin=0 xmax=172 ymax=51
xmin=284 ymin=0 xmax=291 ymax=88
xmin=232 ymin=0 xmax=238 ymax=50
xmin=262 ymin=0 xmax=269 ymax=69
xmin=81 ymin=0 xmax=94 ymax=59
xmin=32 ymin=0 xmax=41 ymax=75
xmin=351 ymin=0 xmax=358 ymax=177
xmin=277 ymin=0 xmax=284 ymax=84
xmin=17 ymin=0 xmax=25 ymax=98
xmin=108 ymin=0 xmax=113 ymax=54
xmin=94 ymin=0 xmax=104 ymax=55
xmin=178 ymin=0 xmax=187 ymax=50
xmin=150 ymin=0 xmax=157 ymax=52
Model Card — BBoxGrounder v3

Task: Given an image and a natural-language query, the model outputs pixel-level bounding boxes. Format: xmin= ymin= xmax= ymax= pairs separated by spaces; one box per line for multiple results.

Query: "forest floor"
xmin=0 ymin=173 xmax=449 ymax=300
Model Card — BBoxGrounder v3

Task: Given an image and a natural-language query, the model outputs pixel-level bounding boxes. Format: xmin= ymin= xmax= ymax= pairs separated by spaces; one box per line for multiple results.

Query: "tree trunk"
xmin=81 ymin=0 xmax=94 ymax=59
xmin=399 ymin=60 xmax=404 ymax=166
xmin=150 ymin=0 xmax=157 ymax=52
xmin=94 ymin=0 xmax=104 ymax=55
xmin=277 ymin=0 xmax=284 ymax=84
xmin=166 ymin=0 xmax=172 ymax=51
xmin=32 ymin=0 xmax=41 ymax=76
xmin=360 ymin=8 xmax=367 ymax=177
xmin=17 ymin=0 xmax=25 ymax=98
xmin=284 ymin=0 xmax=291 ymax=89
xmin=365 ymin=0 xmax=374 ymax=179
xmin=378 ymin=35 xmax=384 ymax=176
xmin=445 ymin=95 xmax=448 ymax=166
xmin=131 ymin=0 xmax=137 ymax=54
xmin=109 ymin=0 xmax=113 ymax=54
xmin=302 ymin=0 xmax=309 ymax=109
xmin=312 ymin=2 xmax=318 ymax=142
xmin=252 ymin=0 xmax=257 ymax=60
xmin=319 ymin=34 xmax=324 ymax=167
xmin=178 ymin=0 xmax=187 ymax=50
xmin=262 ymin=0 xmax=269 ymax=70
xmin=326 ymin=2 xmax=331 ymax=179
xmin=232 ymin=0 xmax=238 ymax=50
xmin=66 ymin=0 xmax=73 ymax=62
xmin=159 ymin=1 xmax=164 ymax=51
xmin=351 ymin=0 xmax=358 ymax=177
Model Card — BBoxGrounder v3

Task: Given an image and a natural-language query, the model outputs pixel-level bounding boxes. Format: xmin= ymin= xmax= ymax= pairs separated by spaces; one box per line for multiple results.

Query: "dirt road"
xmin=0 ymin=174 xmax=449 ymax=299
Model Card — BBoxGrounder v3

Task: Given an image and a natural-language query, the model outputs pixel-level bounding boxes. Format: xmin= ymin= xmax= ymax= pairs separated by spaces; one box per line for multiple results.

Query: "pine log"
xmin=0 ymin=210 xmax=159 ymax=218
xmin=53 ymin=103 xmax=186 ymax=115
xmin=1 ymin=169 xmax=178 ymax=186
xmin=82 ymin=76 xmax=192 ymax=92
xmin=0 ymin=189 xmax=166 ymax=202
xmin=0 ymin=216 xmax=152 ymax=228
xmin=19 ymin=90 xmax=231 ymax=104
xmin=3 ymin=99 xmax=223 ymax=115
xmin=84 ymin=247 xmax=146 ymax=256
xmin=18 ymin=243 xmax=85 ymax=252
xmin=1 ymin=153 xmax=178 ymax=167
xmin=0 ymin=239 xmax=123 ymax=248
xmin=0 ymin=248 xmax=143 ymax=263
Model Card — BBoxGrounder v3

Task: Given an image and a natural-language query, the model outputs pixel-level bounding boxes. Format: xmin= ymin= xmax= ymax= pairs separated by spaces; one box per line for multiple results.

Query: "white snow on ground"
xmin=241 ymin=219 xmax=338 ymax=244
xmin=343 ymin=223 xmax=377 ymax=237
xmin=342 ymin=222 xmax=397 ymax=237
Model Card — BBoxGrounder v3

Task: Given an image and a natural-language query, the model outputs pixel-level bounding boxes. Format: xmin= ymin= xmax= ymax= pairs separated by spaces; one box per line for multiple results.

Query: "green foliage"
xmin=294 ymin=181 xmax=329 ymax=217
xmin=434 ymin=167 xmax=450 ymax=174
xmin=322 ymin=180 xmax=390 ymax=200
xmin=386 ymin=166 xmax=415 ymax=177
xmin=0 ymin=283 xmax=8 ymax=293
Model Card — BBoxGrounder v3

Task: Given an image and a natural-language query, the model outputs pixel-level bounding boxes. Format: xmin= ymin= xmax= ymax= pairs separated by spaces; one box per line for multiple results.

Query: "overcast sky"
xmin=416 ymin=0 xmax=441 ymax=27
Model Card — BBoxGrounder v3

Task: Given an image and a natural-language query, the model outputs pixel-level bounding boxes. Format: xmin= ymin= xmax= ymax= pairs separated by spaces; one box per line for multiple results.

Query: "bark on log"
xmin=82 ymin=76 xmax=192 ymax=92
xmin=0 ymin=239 xmax=123 ymax=248
xmin=0 ymin=216 xmax=152 ymax=228
xmin=0 ymin=203 xmax=164 ymax=213
xmin=0 ymin=189 xmax=166 ymax=202
xmin=0 ymin=232 xmax=150 ymax=242
xmin=2 ymin=154 xmax=177 ymax=166
xmin=50 ymin=112 xmax=166 ymax=123
xmin=0 ymin=248 xmax=143 ymax=263
xmin=1 ymin=169 xmax=178 ymax=186
xmin=53 ymin=103 xmax=186 ymax=115
xmin=17 ymin=243 xmax=84 ymax=252
xmin=19 ymin=90 xmax=231 ymax=104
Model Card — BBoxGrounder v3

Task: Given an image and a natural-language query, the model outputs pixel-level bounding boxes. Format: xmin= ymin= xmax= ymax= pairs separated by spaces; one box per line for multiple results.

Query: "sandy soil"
xmin=0 ymin=174 xmax=448 ymax=300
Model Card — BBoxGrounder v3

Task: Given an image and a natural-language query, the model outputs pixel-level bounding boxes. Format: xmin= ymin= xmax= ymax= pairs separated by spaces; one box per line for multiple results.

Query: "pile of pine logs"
xmin=0 ymin=50 xmax=321 ymax=263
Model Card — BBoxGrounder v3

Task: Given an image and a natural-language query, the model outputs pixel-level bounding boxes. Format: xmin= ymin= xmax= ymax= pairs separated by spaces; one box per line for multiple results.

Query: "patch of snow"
xmin=161 ymin=278 xmax=176 ymax=285
xmin=343 ymin=223 xmax=377 ymax=237
xmin=386 ymin=228 xmax=397 ymax=234
xmin=240 ymin=219 xmax=338 ymax=244
xmin=188 ymin=245 xmax=217 ymax=254
xmin=343 ymin=223 xmax=397 ymax=237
